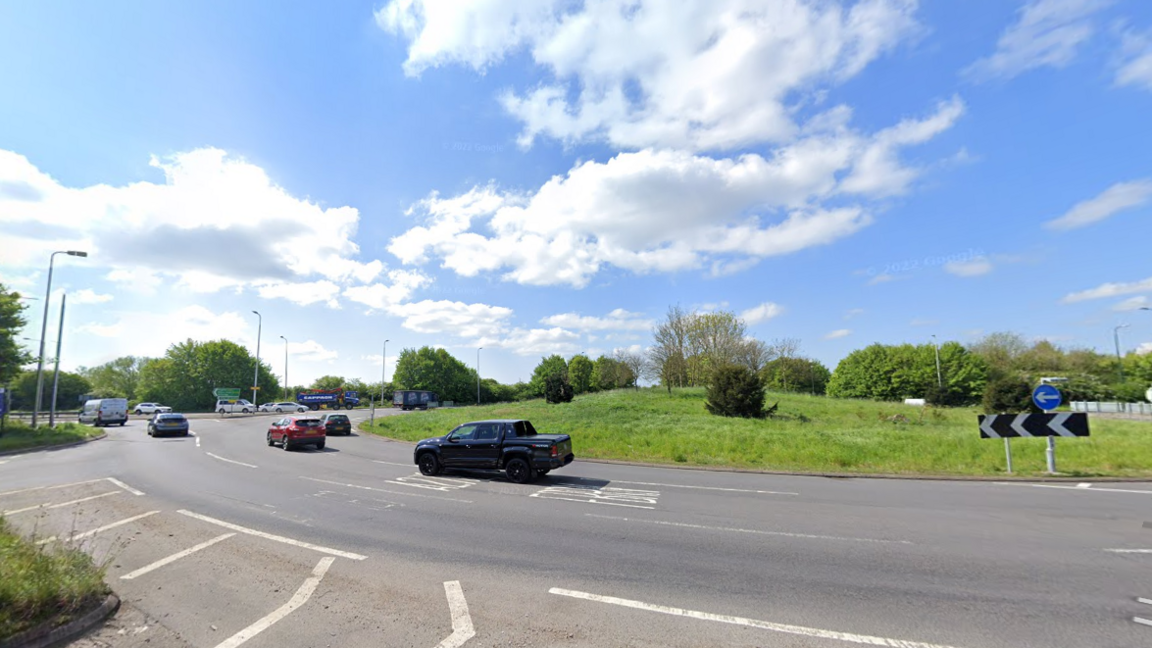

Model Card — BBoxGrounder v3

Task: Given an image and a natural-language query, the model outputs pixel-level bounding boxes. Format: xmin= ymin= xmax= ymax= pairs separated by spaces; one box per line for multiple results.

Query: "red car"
xmin=266 ymin=416 xmax=326 ymax=451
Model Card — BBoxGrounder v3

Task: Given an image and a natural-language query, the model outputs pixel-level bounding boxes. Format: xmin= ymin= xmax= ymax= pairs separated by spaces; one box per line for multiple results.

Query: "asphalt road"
xmin=2 ymin=410 xmax=1151 ymax=648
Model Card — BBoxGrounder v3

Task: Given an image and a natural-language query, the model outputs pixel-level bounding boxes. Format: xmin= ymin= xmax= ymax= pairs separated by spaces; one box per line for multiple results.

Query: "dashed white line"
xmin=372 ymin=460 xmax=411 ymax=467
xmin=206 ymin=453 xmax=258 ymax=469
xmin=572 ymin=477 xmax=797 ymax=496
xmin=1139 ymin=598 xmax=1152 ymax=606
xmin=0 ymin=478 xmax=110 ymax=498
xmin=213 ymin=556 xmax=335 ymax=648
xmin=996 ymin=482 xmax=1152 ymax=495
xmin=301 ymin=476 xmax=474 ymax=504
xmin=549 ymin=588 xmax=963 ymax=648
xmin=37 ymin=511 xmax=160 ymax=545
xmin=435 ymin=581 xmax=476 ymax=648
xmin=121 ymin=533 xmax=236 ymax=580
xmin=107 ymin=477 xmax=145 ymax=496
xmin=3 ymin=491 xmax=120 ymax=515
xmin=190 ymin=431 xmax=201 ymax=447
xmin=1136 ymin=617 xmax=1152 ymax=627
xmin=586 ymin=514 xmax=913 ymax=545
xmin=1076 ymin=483 xmax=1092 ymax=489
xmin=176 ymin=509 xmax=366 ymax=560
xmin=1105 ymin=549 xmax=1152 ymax=554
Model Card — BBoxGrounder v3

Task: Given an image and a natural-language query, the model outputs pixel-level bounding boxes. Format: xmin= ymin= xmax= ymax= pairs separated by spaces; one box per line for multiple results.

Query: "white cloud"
xmin=1113 ymin=296 xmax=1151 ymax=311
xmin=257 ymin=280 xmax=342 ymax=308
xmin=480 ymin=327 xmax=582 ymax=356
xmin=74 ymin=305 xmax=251 ymax=361
xmin=540 ymin=308 xmax=652 ymax=332
xmin=867 ymin=273 xmax=896 ymax=285
xmin=380 ymin=0 xmax=920 ymax=152
xmin=287 ymin=340 xmax=338 ymax=362
xmin=824 ymin=328 xmax=852 ymax=339
xmin=1061 ymin=275 xmax=1152 ymax=302
xmin=944 ymin=257 xmax=993 ymax=277
xmin=1044 ymin=179 xmax=1152 ymax=230
xmin=0 ymin=148 xmax=384 ymax=298
xmin=341 ymin=270 xmax=432 ymax=311
xmin=105 ymin=268 xmax=163 ymax=295
xmin=844 ymin=308 xmax=866 ymax=319
xmin=965 ymin=0 xmax=1110 ymax=81
xmin=0 ymin=270 xmax=38 ymax=289
xmin=1115 ymin=25 xmax=1152 ymax=90
xmin=68 ymin=289 xmax=113 ymax=305
xmin=740 ymin=302 xmax=784 ymax=325
xmin=1136 ymin=342 xmax=1152 ymax=355
xmin=386 ymin=299 xmax=514 ymax=338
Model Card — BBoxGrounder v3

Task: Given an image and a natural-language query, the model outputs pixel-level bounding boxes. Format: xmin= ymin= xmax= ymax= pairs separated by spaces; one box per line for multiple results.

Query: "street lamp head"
xmin=279 ymin=335 xmax=287 ymax=341
xmin=252 ymin=310 xmax=260 ymax=316
xmin=65 ymin=250 xmax=87 ymax=257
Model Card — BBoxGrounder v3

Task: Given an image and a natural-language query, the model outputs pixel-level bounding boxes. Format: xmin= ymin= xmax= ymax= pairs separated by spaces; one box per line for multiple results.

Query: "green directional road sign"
xmin=213 ymin=388 xmax=241 ymax=400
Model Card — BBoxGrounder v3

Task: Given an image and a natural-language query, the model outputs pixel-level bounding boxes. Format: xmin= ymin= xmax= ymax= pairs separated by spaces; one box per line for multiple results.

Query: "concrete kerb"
xmin=0 ymin=432 xmax=107 ymax=458
xmin=354 ymin=422 xmax=1152 ymax=483
xmin=0 ymin=593 xmax=120 ymax=648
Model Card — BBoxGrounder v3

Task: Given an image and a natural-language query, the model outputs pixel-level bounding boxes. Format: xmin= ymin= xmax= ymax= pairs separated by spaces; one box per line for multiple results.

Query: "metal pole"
xmin=280 ymin=335 xmax=288 ymax=401
xmin=49 ymin=293 xmax=66 ymax=428
xmin=477 ymin=348 xmax=482 ymax=405
xmin=1004 ymin=438 xmax=1013 ymax=474
xmin=932 ymin=335 xmax=943 ymax=388
xmin=381 ymin=339 xmax=389 ymax=406
xmin=1114 ymin=324 xmax=1129 ymax=383
xmin=1046 ymin=437 xmax=1056 ymax=474
xmin=251 ymin=311 xmax=261 ymax=409
xmin=32 ymin=252 xmax=59 ymax=427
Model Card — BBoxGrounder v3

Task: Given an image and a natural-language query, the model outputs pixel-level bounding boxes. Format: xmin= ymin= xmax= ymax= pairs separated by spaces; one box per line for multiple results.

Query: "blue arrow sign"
xmin=1032 ymin=384 xmax=1062 ymax=411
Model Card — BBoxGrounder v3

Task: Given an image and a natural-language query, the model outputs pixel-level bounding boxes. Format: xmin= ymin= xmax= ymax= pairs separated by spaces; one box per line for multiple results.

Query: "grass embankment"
xmin=363 ymin=388 xmax=1152 ymax=478
xmin=0 ymin=518 xmax=109 ymax=640
xmin=0 ymin=420 xmax=102 ymax=454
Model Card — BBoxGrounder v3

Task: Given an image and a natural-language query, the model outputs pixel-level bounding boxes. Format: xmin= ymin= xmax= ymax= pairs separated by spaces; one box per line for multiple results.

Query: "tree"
xmin=591 ymin=356 xmax=621 ymax=391
xmin=982 ymin=376 xmax=1035 ymax=414
xmin=705 ymin=365 xmax=765 ymax=418
xmin=9 ymin=370 xmax=91 ymax=412
xmin=544 ymin=374 xmax=574 ymax=404
xmin=614 ymin=349 xmax=647 ymax=388
xmin=0 ymin=284 xmax=31 ymax=385
xmin=685 ymin=311 xmax=748 ymax=385
xmin=969 ymin=332 xmax=1029 ymax=380
xmin=310 ymin=375 xmax=347 ymax=391
xmin=826 ymin=341 xmax=985 ymax=404
xmin=529 ymin=355 xmax=569 ymax=397
xmin=135 ymin=339 xmax=280 ymax=411
xmin=567 ymin=355 xmax=594 ymax=394
xmin=760 ymin=357 xmax=831 ymax=394
xmin=648 ymin=305 xmax=690 ymax=389
xmin=78 ymin=356 xmax=148 ymax=399
xmin=392 ymin=347 xmax=477 ymax=404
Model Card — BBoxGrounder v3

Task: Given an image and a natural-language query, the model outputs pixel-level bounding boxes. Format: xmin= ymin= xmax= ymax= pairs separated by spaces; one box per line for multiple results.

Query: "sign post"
xmin=0 ymin=387 xmax=7 ymax=437
xmin=978 ymin=411 xmax=1088 ymax=475
xmin=1032 ymin=385 xmax=1063 ymax=474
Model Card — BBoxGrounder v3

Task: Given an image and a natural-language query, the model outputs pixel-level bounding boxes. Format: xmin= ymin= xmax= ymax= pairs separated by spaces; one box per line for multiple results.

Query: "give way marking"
xmin=213 ymin=556 xmax=335 ymax=648
xmin=435 ymin=581 xmax=475 ymax=648
xmin=531 ymin=485 xmax=660 ymax=510
xmin=550 ymin=588 xmax=965 ymax=648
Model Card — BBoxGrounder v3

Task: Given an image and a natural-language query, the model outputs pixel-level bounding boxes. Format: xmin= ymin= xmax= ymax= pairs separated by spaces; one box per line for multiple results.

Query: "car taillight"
xmin=550 ymin=445 xmax=558 ymax=457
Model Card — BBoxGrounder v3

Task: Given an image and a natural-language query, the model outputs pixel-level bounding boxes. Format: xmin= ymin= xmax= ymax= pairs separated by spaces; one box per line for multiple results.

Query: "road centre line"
xmin=206 ymin=453 xmax=258 ymax=469
xmin=177 ymin=509 xmax=367 ymax=560
xmin=121 ymin=533 xmax=236 ymax=580
xmin=549 ymin=588 xmax=963 ymax=648
xmin=571 ymin=477 xmax=797 ymax=496
xmin=586 ymin=514 xmax=913 ymax=545
xmin=213 ymin=556 xmax=335 ymax=648
xmin=0 ymin=478 xmax=110 ymax=498
xmin=301 ymin=476 xmax=474 ymax=504
xmin=3 ymin=491 xmax=120 ymax=515
xmin=436 ymin=581 xmax=476 ymax=648
xmin=37 ymin=511 xmax=160 ymax=545
xmin=996 ymin=482 xmax=1152 ymax=495
xmin=107 ymin=477 xmax=145 ymax=496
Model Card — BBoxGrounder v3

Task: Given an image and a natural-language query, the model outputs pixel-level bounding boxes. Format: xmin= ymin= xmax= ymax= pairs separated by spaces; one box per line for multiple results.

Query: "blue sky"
xmin=2 ymin=0 xmax=1151 ymax=387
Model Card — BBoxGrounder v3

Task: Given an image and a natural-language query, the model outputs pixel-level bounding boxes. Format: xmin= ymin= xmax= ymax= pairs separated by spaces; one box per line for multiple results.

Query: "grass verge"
xmin=0 ymin=517 xmax=110 ymax=640
xmin=363 ymin=387 xmax=1152 ymax=478
xmin=0 ymin=420 xmax=102 ymax=455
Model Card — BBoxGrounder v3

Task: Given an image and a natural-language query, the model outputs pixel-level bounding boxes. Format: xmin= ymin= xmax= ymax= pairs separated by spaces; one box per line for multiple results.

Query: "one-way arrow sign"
xmin=978 ymin=413 xmax=1089 ymax=438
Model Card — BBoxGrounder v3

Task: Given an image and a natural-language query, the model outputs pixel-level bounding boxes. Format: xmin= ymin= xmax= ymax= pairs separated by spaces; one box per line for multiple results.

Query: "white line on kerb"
xmin=586 ymin=514 xmax=913 ymax=545
xmin=549 ymin=588 xmax=963 ymax=648
xmin=0 ymin=478 xmax=109 ymax=498
xmin=206 ymin=453 xmax=257 ymax=469
xmin=121 ymin=533 xmax=235 ymax=580
xmin=213 ymin=556 xmax=335 ymax=648
xmin=572 ymin=477 xmax=798 ymax=496
xmin=435 ymin=581 xmax=475 ymax=648
xmin=301 ymin=476 xmax=474 ymax=504
xmin=176 ymin=509 xmax=366 ymax=560
xmin=3 ymin=491 xmax=120 ymax=515
xmin=37 ymin=511 xmax=160 ymax=545
xmin=996 ymin=482 xmax=1152 ymax=495
xmin=107 ymin=477 xmax=145 ymax=496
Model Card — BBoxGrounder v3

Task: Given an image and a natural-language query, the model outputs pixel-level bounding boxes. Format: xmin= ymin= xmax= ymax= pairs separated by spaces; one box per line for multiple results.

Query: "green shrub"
xmin=705 ymin=365 xmax=765 ymax=418
xmin=544 ymin=374 xmax=574 ymax=404
xmin=981 ymin=376 xmax=1036 ymax=414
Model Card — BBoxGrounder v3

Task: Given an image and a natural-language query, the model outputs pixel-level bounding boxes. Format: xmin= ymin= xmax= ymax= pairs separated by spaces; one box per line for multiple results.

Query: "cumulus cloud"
xmin=944 ymin=257 xmax=993 ymax=277
xmin=540 ymin=309 xmax=652 ymax=332
xmin=965 ymin=0 xmax=1110 ymax=81
xmin=740 ymin=302 xmax=785 ymax=325
xmin=385 ymin=299 xmax=514 ymax=338
xmin=1115 ymin=24 xmax=1152 ymax=90
xmin=1044 ymin=179 xmax=1152 ymax=230
xmin=824 ymin=328 xmax=852 ymax=339
xmin=1113 ymin=296 xmax=1150 ymax=311
xmin=257 ymin=281 xmax=342 ymax=308
xmin=0 ymin=148 xmax=386 ymax=301
xmin=1062 ymin=275 xmax=1152 ymax=302
xmin=74 ymin=305 xmax=252 ymax=362
xmin=287 ymin=340 xmax=339 ymax=362
xmin=480 ymin=327 xmax=583 ymax=356
xmin=68 ymin=289 xmax=114 ymax=305
xmin=380 ymin=0 xmax=920 ymax=152
xmin=341 ymin=270 xmax=432 ymax=310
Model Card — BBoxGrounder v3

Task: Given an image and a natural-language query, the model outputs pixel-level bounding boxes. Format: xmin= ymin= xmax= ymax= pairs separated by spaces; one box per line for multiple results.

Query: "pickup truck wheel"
xmin=506 ymin=458 xmax=534 ymax=484
xmin=417 ymin=452 xmax=441 ymax=476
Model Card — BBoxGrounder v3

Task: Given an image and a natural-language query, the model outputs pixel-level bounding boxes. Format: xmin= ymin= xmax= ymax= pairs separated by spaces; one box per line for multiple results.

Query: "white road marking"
xmin=1105 ymin=549 xmax=1152 ymax=554
xmin=301 ymin=476 xmax=473 ymax=504
xmin=997 ymin=482 xmax=1152 ymax=495
xmin=190 ymin=431 xmax=201 ymax=447
xmin=176 ymin=509 xmax=366 ymax=560
xmin=549 ymin=588 xmax=962 ymax=648
xmin=388 ymin=475 xmax=474 ymax=492
xmin=37 ymin=511 xmax=160 ymax=545
xmin=372 ymin=460 xmax=412 ymax=467
xmin=0 ymin=459 xmax=9 ymax=465
xmin=107 ymin=477 xmax=145 ymax=496
xmin=435 ymin=581 xmax=476 ymax=648
xmin=1076 ymin=483 xmax=1092 ymax=488
xmin=311 ymin=491 xmax=398 ymax=512
xmin=3 ymin=491 xmax=120 ymax=515
xmin=206 ymin=453 xmax=258 ymax=469
xmin=1139 ymin=598 xmax=1152 ymax=606
xmin=1136 ymin=617 xmax=1152 ymax=627
xmin=587 ymin=514 xmax=913 ymax=545
xmin=532 ymin=485 xmax=659 ymax=509
xmin=0 ymin=478 xmax=110 ymax=498
xmin=213 ymin=556 xmax=335 ymax=648
xmin=120 ymin=533 xmax=235 ymax=580
xmin=572 ymin=477 xmax=798 ymax=496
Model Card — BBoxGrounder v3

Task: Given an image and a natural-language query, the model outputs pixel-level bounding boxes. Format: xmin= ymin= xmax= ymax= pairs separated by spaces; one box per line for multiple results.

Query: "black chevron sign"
xmin=978 ymin=413 xmax=1089 ymax=438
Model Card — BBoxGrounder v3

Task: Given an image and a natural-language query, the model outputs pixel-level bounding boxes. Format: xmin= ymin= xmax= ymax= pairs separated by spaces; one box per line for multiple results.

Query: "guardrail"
xmin=1071 ymin=401 xmax=1152 ymax=415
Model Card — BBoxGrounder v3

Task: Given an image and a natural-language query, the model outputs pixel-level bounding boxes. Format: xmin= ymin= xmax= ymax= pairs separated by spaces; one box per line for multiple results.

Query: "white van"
xmin=215 ymin=399 xmax=254 ymax=414
xmin=78 ymin=398 xmax=129 ymax=427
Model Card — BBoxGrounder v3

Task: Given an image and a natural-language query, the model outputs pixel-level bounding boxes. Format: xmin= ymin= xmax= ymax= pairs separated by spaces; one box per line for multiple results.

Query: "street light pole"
xmin=381 ymin=339 xmax=389 ymax=406
xmin=49 ymin=293 xmax=66 ymax=428
xmin=1114 ymin=324 xmax=1130 ymax=383
xmin=279 ymin=335 xmax=288 ymax=401
xmin=931 ymin=334 xmax=943 ymax=389
xmin=33 ymin=250 xmax=86 ymax=427
xmin=477 ymin=347 xmax=482 ymax=405
xmin=251 ymin=311 xmax=262 ymax=409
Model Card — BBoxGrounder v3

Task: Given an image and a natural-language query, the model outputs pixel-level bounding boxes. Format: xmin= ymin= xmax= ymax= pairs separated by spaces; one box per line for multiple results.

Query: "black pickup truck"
xmin=413 ymin=419 xmax=574 ymax=483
